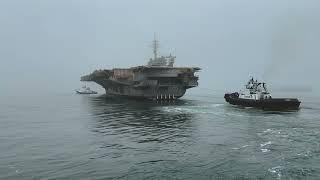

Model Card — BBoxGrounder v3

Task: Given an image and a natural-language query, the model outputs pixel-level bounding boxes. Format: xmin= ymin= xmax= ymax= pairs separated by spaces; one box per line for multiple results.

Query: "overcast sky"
xmin=0 ymin=0 xmax=319 ymax=96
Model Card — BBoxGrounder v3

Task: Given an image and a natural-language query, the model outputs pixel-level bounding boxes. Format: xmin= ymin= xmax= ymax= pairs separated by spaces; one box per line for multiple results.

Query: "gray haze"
xmin=1 ymin=0 xmax=320 ymax=96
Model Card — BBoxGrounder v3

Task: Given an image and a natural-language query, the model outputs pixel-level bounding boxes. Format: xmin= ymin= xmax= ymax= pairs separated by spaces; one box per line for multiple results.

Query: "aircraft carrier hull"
xmin=96 ymin=79 xmax=186 ymax=100
xmin=81 ymin=38 xmax=200 ymax=100
xmin=81 ymin=66 xmax=200 ymax=100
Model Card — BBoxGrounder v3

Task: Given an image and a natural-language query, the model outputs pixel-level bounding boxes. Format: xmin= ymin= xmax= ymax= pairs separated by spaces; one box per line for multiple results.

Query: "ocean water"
xmin=0 ymin=93 xmax=320 ymax=179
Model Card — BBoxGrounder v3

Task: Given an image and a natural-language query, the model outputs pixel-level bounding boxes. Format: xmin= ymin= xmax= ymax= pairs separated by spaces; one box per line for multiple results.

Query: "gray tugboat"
xmin=224 ymin=78 xmax=301 ymax=110
xmin=75 ymin=86 xmax=97 ymax=94
xmin=80 ymin=38 xmax=200 ymax=100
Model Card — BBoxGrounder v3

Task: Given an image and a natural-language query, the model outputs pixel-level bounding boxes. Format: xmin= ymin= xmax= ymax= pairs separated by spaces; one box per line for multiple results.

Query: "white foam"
xmin=161 ymin=105 xmax=225 ymax=115
xmin=263 ymin=129 xmax=272 ymax=133
xmin=297 ymin=150 xmax=312 ymax=157
xmin=261 ymin=148 xmax=270 ymax=153
xmin=260 ymin=141 xmax=272 ymax=147
xmin=211 ymin=104 xmax=224 ymax=107
xmin=268 ymin=166 xmax=282 ymax=179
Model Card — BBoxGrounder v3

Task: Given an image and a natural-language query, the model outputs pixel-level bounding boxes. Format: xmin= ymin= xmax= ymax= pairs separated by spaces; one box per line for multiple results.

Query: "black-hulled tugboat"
xmin=224 ymin=78 xmax=301 ymax=110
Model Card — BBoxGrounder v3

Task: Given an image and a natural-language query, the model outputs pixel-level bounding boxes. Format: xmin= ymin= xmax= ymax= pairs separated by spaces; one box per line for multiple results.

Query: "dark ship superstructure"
xmin=81 ymin=38 xmax=200 ymax=100
xmin=224 ymin=78 xmax=301 ymax=110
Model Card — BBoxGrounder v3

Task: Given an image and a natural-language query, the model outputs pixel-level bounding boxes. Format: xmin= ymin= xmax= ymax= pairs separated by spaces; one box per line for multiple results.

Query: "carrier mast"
xmin=152 ymin=33 xmax=159 ymax=60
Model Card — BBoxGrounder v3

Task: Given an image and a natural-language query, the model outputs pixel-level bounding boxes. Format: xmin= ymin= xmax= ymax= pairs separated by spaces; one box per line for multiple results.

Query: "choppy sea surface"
xmin=0 ymin=92 xmax=320 ymax=179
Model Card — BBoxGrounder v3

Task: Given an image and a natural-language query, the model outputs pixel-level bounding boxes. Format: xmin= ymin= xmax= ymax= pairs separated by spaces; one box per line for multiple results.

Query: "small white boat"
xmin=76 ymin=86 xmax=98 ymax=94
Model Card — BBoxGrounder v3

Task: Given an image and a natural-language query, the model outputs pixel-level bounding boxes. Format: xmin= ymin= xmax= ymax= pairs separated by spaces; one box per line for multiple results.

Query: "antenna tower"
xmin=153 ymin=33 xmax=159 ymax=60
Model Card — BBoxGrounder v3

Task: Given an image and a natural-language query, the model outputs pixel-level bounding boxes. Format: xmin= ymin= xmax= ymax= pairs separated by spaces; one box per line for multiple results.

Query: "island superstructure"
xmin=81 ymin=38 xmax=200 ymax=100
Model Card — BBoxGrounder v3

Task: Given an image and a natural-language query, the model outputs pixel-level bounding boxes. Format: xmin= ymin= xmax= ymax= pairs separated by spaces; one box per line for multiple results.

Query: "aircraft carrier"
xmin=80 ymin=38 xmax=200 ymax=100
